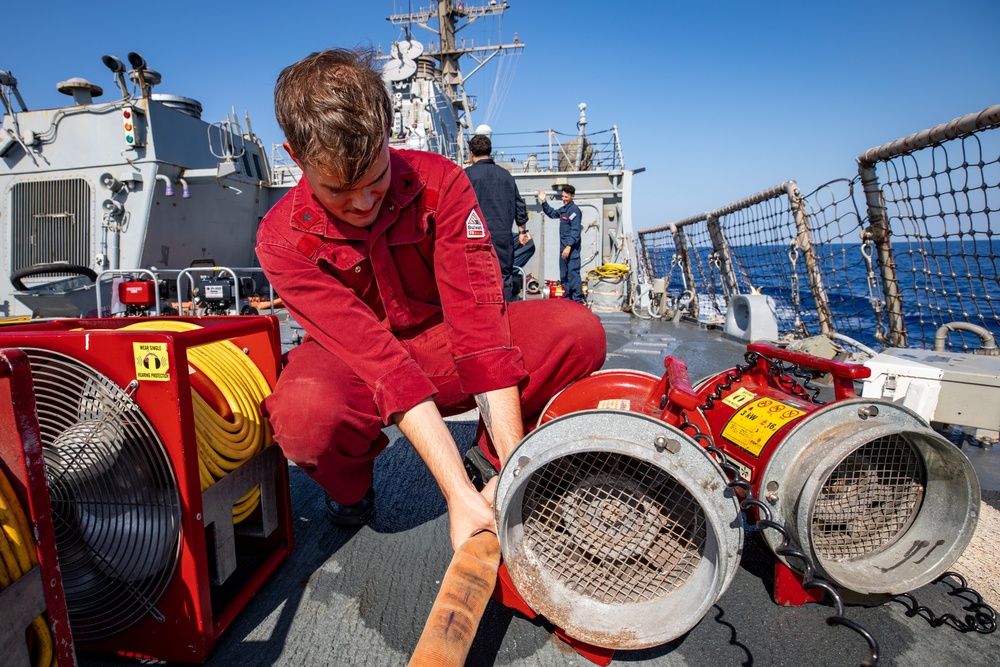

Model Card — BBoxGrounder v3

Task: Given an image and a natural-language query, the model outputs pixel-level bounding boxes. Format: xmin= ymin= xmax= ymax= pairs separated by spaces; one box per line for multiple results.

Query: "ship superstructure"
xmin=0 ymin=55 xmax=279 ymax=318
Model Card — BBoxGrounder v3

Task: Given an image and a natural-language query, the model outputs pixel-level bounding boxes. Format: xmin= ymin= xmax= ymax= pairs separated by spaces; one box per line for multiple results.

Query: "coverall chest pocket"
xmin=316 ymin=244 xmax=371 ymax=293
xmin=465 ymin=243 xmax=504 ymax=305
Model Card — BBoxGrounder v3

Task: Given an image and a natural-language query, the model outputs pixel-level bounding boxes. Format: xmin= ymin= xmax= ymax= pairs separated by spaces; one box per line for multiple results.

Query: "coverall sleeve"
xmin=431 ymin=164 xmax=527 ymax=394
xmin=514 ymin=188 xmax=528 ymax=227
xmin=540 ymin=200 xmax=558 ymax=219
xmin=256 ymin=240 xmax=437 ymax=422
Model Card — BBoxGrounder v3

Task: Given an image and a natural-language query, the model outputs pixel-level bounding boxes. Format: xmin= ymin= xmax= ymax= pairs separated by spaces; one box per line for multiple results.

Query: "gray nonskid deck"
xmin=78 ymin=312 xmax=1000 ymax=667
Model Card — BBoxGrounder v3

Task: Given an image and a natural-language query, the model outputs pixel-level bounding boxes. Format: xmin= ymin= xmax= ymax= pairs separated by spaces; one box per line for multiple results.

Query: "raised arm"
xmin=536 ymin=189 xmax=557 ymax=218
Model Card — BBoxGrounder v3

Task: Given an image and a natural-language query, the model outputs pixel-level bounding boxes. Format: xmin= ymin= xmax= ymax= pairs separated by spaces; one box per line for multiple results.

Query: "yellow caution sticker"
xmin=722 ymin=387 xmax=756 ymax=409
xmin=133 ymin=342 xmax=170 ymax=381
xmin=721 ymin=397 xmax=805 ymax=457
xmin=597 ymin=399 xmax=631 ymax=411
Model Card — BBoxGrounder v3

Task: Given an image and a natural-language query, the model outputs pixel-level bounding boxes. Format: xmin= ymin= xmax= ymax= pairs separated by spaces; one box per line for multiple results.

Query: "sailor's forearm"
xmin=475 ymin=386 xmax=524 ymax=464
xmin=393 ymin=399 xmax=477 ymax=504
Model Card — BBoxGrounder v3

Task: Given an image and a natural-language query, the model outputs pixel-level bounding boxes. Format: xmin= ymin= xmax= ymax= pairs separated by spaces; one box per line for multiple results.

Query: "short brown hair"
xmin=275 ymin=48 xmax=392 ymax=186
xmin=562 ymin=184 xmax=576 ymax=195
xmin=469 ymin=134 xmax=492 ymax=157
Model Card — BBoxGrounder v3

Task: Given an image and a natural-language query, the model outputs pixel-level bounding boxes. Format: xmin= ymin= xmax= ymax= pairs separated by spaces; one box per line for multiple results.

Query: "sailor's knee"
xmin=263 ymin=377 xmax=379 ymax=466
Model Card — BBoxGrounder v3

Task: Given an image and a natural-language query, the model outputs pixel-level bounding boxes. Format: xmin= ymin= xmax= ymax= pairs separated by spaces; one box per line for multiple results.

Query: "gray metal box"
xmin=860 ymin=347 xmax=1000 ymax=436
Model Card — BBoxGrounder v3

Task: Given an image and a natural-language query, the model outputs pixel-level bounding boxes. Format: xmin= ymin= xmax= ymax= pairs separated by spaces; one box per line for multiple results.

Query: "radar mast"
xmin=386 ymin=1 xmax=524 ymax=162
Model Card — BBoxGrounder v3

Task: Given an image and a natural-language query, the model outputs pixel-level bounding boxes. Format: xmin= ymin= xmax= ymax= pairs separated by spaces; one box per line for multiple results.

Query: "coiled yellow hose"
xmin=587 ymin=262 xmax=630 ymax=281
xmin=121 ymin=321 xmax=273 ymax=523
xmin=0 ymin=468 xmax=56 ymax=667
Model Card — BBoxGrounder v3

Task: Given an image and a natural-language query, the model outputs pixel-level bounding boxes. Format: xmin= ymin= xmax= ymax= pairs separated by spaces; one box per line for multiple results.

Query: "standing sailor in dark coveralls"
xmin=255 ymin=49 xmax=606 ymax=551
xmin=537 ymin=184 xmax=584 ymax=302
xmin=465 ymin=134 xmax=529 ymax=301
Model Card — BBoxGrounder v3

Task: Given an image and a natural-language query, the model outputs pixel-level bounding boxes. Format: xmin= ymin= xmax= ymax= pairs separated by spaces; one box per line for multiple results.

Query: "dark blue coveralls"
xmin=465 ymin=158 xmax=528 ymax=300
xmin=541 ymin=199 xmax=584 ymax=302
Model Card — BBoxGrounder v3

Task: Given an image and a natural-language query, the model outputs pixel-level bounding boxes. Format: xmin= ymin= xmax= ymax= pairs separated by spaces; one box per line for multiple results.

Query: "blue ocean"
xmin=650 ymin=239 xmax=1000 ymax=352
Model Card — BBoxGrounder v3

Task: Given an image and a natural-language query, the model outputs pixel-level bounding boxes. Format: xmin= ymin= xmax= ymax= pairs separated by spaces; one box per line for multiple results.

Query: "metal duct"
xmin=755 ymin=399 xmax=980 ymax=595
xmin=494 ymin=410 xmax=743 ymax=649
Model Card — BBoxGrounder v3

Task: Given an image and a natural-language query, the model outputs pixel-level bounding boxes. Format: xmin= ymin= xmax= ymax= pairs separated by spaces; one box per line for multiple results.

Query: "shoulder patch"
xmin=569 ymin=211 xmax=578 ymax=221
xmin=466 ymin=209 xmax=486 ymax=238
xmin=295 ymin=207 xmax=322 ymax=228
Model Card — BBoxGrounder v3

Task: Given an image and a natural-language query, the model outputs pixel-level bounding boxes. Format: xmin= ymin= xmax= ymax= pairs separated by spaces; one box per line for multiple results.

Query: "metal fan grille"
xmin=811 ymin=434 xmax=924 ymax=560
xmin=520 ymin=451 xmax=706 ymax=605
xmin=24 ymin=348 xmax=182 ymax=642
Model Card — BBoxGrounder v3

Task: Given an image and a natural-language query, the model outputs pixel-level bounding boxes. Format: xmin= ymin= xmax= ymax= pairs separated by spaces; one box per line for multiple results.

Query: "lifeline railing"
xmin=638 ymin=103 xmax=1000 ymax=352
xmin=490 ymin=126 xmax=625 ymax=173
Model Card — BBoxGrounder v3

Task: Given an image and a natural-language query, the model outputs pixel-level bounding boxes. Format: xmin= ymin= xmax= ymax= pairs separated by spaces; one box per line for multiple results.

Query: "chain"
xmin=675 ymin=404 xmax=881 ymax=667
xmin=767 ymin=358 xmax=824 ymax=404
xmin=701 ymin=350 xmax=824 ymax=407
xmin=891 ymin=572 xmax=997 ymax=634
xmin=860 ymin=241 xmax=889 ymax=344
xmin=707 ymin=252 xmax=725 ymax=314
xmin=788 ymin=244 xmax=805 ymax=335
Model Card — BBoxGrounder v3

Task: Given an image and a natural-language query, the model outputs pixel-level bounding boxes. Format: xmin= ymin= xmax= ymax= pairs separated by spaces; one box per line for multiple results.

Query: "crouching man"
xmin=256 ymin=48 xmax=606 ymax=549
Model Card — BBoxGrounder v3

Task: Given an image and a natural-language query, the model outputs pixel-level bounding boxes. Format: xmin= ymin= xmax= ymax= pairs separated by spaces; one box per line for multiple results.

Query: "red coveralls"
xmin=256 ymin=149 xmax=606 ymax=505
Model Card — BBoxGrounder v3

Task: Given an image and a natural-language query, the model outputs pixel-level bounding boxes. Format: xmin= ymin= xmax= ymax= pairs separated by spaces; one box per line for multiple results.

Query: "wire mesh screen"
xmin=866 ymin=130 xmax=1000 ymax=350
xmin=811 ymin=434 xmax=924 ymax=561
xmin=519 ymin=450 xmax=706 ymax=605
xmin=800 ymin=180 xmax=872 ymax=343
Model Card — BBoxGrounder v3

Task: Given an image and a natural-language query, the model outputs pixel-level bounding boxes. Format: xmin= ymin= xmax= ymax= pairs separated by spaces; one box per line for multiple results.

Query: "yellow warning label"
xmin=133 ymin=342 xmax=170 ymax=381
xmin=721 ymin=397 xmax=805 ymax=457
xmin=722 ymin=387 xmax=756 ymax=409
xmin=597 ymin=399 xmax=631 ymax=411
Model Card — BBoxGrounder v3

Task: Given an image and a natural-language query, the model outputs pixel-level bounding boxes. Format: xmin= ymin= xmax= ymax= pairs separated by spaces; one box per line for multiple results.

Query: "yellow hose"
xmin=587 ymin=262 xmax=630 ymax=281
xmin=0 ymin=468 xmax=56 ymax=667
xmin=121 ymin=321 xmax=273 ymax=523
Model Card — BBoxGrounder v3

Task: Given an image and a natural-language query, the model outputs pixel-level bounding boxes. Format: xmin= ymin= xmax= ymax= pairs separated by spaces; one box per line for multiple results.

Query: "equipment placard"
xmin=597 ymin=399 xmax=631 ymax=411
xmin=721 ymin=397 xmax=804 ymax=457
xmin=722 ymin=387 xmax=756 ymax=409
xmin=725 ymin=455 xmax=752 ymax=482
xmin=133 ymin=342 xmax=170 ymax=381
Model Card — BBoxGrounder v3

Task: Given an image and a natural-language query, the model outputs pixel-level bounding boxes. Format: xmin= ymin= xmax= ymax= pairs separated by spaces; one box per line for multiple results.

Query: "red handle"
xmin=747 ymin=342 xmax=870 ymax=400
xmin=653 ymin=355 xmax=701 ymax=426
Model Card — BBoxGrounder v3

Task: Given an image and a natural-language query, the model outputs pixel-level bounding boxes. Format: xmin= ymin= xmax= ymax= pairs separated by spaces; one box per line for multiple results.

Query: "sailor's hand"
xmin=448 ymin=484 xmax=496 ymax=551
xmin=562 ymin=246 xmax=571 ymax=259
xmin=518 ymin=231 xmax=532 ymax=245
xmin=536 ymin=189 xmax=546 ymax=202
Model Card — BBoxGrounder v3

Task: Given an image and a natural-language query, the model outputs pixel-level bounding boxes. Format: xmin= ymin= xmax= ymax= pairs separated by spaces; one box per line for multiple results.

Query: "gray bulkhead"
xmin=0 ymin=88 xmax=271 ymax=317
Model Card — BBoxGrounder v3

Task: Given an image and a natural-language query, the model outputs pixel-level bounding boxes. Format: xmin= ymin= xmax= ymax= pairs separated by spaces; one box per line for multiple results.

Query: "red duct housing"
xmin=0 ymin=316 xmax=294 ymax=663
xmin=0 ymin=349 xmax=77 ymax=666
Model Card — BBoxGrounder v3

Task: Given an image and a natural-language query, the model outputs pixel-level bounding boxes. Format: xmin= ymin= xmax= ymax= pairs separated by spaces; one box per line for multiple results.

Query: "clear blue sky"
xmin=3 ymin=1 xmax=998 ymax=229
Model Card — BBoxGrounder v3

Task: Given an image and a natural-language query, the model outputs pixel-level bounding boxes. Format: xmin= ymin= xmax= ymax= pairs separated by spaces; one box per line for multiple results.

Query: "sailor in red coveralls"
xmin=256 ymin=49 xmax=606 ymax=550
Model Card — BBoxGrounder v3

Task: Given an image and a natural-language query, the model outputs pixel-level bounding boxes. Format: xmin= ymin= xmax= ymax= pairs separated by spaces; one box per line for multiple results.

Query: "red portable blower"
xmin=491 ymin=362 xmax=745 ymax=664
xmin=537 ymin=342 xmax=979 ymax=607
